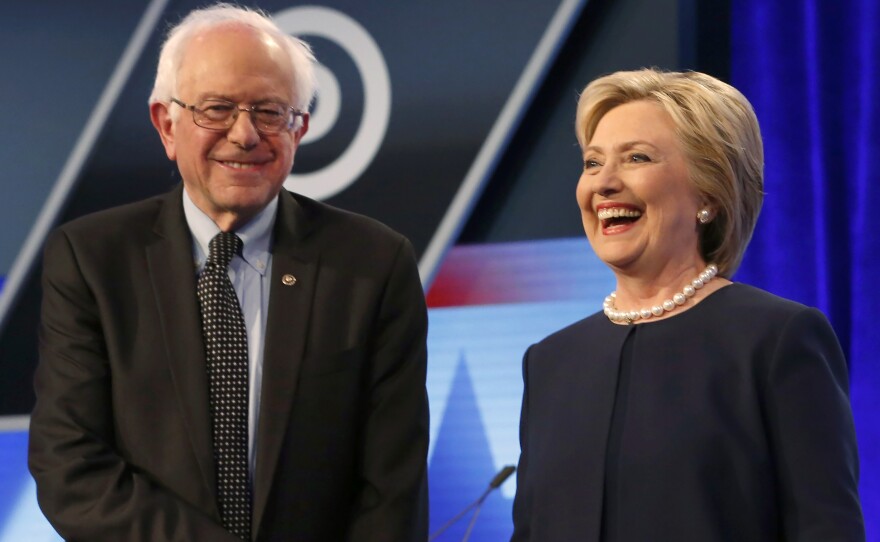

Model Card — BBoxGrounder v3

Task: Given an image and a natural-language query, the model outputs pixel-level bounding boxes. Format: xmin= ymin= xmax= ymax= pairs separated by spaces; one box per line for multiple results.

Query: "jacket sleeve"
xmin=510 ymin=345 xmax=533 ymax=541
xmin=344 ymin=237 xmax=429 ymax=542
xmin=28 ymin=228 xmax=240 ymax=542
xmin=764 ymin=307 xmax=865 ymax=541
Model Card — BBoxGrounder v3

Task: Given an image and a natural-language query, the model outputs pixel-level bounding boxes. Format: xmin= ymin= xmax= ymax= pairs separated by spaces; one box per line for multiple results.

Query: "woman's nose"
xmin=590 ymin=161 xmax=623 ymax=197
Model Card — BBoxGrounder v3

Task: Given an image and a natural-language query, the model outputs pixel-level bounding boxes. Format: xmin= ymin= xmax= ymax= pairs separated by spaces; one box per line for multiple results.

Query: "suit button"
xmin=281 ymin=274 xmax=297 ymax=286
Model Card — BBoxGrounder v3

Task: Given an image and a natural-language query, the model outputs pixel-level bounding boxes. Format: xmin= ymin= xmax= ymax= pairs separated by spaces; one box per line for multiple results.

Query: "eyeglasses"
xmin=170 ymin=98 xmax=305 ymax=134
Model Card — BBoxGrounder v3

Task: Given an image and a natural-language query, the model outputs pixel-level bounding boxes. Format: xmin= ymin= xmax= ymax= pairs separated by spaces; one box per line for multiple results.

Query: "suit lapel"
xmin=253 ymin=191 xmax=318 ymax=534
xmin=145 ymin=185 xmax=218 ymax=514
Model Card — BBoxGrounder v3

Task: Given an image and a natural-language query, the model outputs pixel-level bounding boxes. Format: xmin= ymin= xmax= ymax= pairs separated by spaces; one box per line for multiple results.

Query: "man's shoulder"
xmin=50 ymin=190 xmax=176 ymax=256
xmin=285 ymin=191 xmax=406 ymax=245
xmin=58 ymin=191 xmax=171 ymax=237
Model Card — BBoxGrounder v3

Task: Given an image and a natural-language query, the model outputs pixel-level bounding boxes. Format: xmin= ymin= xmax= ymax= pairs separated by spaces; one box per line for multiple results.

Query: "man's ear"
xmin=292 ymin=112 xmax=309 ymax=145
xmin=150 ymin=101 xmax=177 ymax=161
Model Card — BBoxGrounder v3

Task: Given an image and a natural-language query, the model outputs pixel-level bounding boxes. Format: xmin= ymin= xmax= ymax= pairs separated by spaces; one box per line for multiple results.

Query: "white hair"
xmin=148 ymin=3 xmax=317 ymax=114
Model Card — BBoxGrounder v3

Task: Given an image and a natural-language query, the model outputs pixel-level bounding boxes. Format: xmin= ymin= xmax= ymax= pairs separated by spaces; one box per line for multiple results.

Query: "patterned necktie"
xmin=197 ymin=232 xmax=251 ymax=539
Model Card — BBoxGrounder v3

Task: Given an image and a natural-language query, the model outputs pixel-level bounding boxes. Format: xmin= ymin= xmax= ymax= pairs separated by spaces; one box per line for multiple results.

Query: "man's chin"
xmin=199 ymin=194 xmax=277 ymax=230
xmin=220 ymin=185 xmax=282 ymax=207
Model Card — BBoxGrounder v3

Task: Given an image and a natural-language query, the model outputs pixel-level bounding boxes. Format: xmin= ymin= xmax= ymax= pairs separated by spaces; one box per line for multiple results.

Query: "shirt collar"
xmin=182 ymin=186 xmax=277 ymax=276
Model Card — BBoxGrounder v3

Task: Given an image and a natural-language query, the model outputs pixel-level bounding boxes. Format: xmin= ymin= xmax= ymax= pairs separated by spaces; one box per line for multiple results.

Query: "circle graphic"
xmin=275 ymin=6 xmax=392 ymax=200
xmin=301 ymin=63 xmax=340 ymax=144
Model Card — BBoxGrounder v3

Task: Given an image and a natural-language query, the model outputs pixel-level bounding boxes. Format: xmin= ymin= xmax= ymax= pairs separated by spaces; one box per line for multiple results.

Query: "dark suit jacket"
xmin=29 ymin=185 xmax=429 ymax=541
xmin=511 ymin=284 xmax=863 ymax=541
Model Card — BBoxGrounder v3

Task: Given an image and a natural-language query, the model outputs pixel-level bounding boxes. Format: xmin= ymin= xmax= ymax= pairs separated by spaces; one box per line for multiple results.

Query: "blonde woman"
xmin=511 ymin=68 xmax=864 ymax=541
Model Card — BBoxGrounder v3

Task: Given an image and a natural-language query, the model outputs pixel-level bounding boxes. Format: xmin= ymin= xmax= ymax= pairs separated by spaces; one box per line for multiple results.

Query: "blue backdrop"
xmin=732 ymin=0 xmax=880 ymax=537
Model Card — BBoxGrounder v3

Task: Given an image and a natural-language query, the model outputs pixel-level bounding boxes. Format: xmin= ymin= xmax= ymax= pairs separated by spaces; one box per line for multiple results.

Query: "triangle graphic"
xmin=429 ymin=352 xmax=514 ymax=541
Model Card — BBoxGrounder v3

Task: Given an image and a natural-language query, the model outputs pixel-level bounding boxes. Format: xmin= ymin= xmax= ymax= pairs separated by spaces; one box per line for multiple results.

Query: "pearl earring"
xmin=697 ymin=209 xmax=711 ymax=224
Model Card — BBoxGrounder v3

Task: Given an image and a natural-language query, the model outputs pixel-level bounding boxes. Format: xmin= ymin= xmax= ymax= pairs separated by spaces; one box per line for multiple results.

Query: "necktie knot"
xmin=208 ymin=232 xmax=242 ymax=268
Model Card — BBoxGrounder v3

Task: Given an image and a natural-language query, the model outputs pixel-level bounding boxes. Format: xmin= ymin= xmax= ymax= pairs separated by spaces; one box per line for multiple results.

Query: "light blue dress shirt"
xmin=182 ymin=188 xmax=276 ymax=481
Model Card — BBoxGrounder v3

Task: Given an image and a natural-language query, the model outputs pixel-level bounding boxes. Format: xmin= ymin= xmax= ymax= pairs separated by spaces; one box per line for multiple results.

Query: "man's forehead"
xmin=186 ymin=23 xmax=283 ymax=57
xmin=176 ymin=23 xmax=294 ymax=100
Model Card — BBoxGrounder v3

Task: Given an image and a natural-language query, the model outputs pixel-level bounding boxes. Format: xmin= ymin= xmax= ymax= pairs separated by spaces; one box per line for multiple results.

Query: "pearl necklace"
xmin=603 ymin=263 xmax=718 ymax=324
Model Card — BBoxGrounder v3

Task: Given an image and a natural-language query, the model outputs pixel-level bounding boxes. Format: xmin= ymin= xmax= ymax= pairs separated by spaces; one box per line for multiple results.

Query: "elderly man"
xmin=28 ymin=5 xmax=428 ymax=541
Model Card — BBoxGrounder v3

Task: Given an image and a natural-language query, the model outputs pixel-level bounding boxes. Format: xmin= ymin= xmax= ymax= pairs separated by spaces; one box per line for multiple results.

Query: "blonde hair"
xmin=576 ymin=68 xmax=764 ymax=277
xmin=148 ymin=3 xmax=317 ymax=114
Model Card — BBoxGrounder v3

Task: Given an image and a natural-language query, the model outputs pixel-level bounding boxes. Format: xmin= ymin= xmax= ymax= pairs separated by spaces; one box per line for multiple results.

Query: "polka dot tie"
xmin=197 ymin=232 xmax=251 ymax=539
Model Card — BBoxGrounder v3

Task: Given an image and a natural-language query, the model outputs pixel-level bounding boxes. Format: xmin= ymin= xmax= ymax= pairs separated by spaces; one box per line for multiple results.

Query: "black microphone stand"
xmin=428 ymin=465 xmax=516 ymax=542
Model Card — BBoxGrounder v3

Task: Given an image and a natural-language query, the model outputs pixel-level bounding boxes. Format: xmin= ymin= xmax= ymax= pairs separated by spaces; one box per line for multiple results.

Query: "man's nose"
xmin=226 ymin=110 xmax=261 ymax=149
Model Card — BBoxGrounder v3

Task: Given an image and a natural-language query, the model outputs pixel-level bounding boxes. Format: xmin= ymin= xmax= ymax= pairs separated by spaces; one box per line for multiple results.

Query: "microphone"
xmin=428 ymin=465 xmax=516 ymax=542
xmin=488 ymin=465 xmax=516 ymax=489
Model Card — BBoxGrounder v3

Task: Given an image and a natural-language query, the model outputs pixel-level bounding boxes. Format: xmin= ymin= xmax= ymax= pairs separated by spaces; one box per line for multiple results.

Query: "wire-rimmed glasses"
xmin=171 ymin=98 xmax=305 ymax=134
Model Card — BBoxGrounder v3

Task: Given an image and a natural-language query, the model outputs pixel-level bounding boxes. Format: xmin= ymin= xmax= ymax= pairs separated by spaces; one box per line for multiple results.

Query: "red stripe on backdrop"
xmin=426 ymin=238 xmax=613 ymax=308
